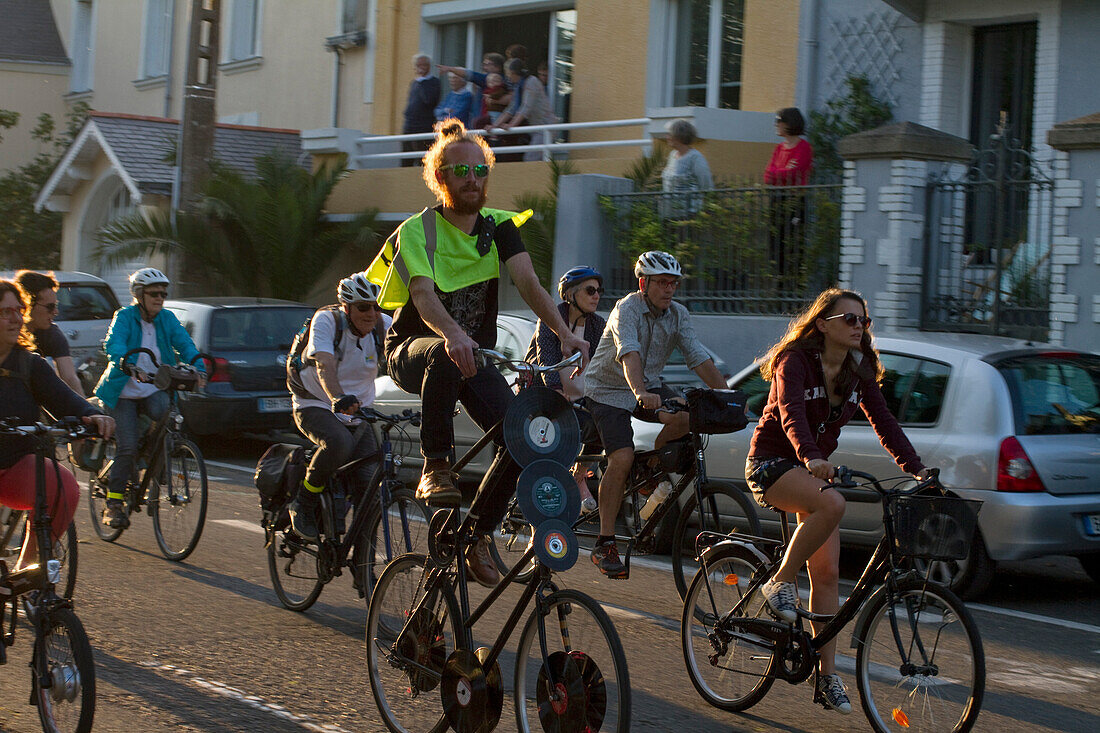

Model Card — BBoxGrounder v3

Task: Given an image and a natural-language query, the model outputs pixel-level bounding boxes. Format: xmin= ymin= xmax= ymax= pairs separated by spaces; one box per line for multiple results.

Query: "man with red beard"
xmin=367 ymin=119 xmax=588 ymax=586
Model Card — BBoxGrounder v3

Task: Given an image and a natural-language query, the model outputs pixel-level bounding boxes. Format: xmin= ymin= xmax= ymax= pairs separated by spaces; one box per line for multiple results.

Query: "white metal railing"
xmin=353 ymin=118 xmax=651 ymax=166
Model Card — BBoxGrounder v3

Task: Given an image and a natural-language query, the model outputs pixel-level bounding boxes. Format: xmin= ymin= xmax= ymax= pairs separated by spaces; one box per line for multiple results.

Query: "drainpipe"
xmin=330 ymin=47 xmax=342 ymax=127
xmin=164 ymin=0 xmax=177 ymax=118
xmin=798 ymin=0 xmax=821 ymax=113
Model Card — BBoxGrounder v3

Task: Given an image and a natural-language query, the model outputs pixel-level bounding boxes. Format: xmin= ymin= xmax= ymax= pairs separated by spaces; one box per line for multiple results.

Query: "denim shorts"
xmin=744 ymin=456 xmax=803 ymax=510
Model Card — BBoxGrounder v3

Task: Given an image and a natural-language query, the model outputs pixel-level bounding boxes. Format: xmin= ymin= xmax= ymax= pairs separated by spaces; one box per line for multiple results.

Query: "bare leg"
xmin=653 ymin=411 xmax=689 ymax=450
xmin=596 ymin=447 xmax=634 ymax=536
xmin=803 ymin=521 xmax=841 ymax=674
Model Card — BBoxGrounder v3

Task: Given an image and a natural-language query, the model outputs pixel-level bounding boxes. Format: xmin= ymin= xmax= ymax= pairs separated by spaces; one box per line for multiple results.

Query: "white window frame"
xmin=658 ymin=0 xmax=744 ymax=109
xmin=139 ymin=0 xmax=172 ymax=80
xmin=70 ymin=0 xmax=96 ymax=93
xmin=223 ymin=0 xmax=263 ymax=64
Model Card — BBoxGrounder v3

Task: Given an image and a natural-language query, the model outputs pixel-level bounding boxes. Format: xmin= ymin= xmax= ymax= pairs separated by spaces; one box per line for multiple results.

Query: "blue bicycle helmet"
xmin=558 ymin=266 xmax=603 ymax=300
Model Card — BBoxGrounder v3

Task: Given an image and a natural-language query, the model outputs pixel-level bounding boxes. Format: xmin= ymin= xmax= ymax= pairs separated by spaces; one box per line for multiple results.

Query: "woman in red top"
xmin=745 ymin=288 xmax=931 ymax=714
xmin=764 ymin=107 xmax=813 ymax=185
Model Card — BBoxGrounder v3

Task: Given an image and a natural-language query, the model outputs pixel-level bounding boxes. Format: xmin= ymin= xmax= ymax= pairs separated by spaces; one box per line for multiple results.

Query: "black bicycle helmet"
xmin=558 ymin=266 xmax=603 ymax=300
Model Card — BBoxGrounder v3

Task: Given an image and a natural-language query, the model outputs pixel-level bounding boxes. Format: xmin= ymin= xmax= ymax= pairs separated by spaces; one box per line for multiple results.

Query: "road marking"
xmin=965 ymin=602 xmax=1100 ymax=635
xmin=204 ymin=459 xmax=254 ymax=474
xmin=212 ymin=518 xmax=265 ymax=535
xmin=139 ymin=661 xmax=352 ymax=732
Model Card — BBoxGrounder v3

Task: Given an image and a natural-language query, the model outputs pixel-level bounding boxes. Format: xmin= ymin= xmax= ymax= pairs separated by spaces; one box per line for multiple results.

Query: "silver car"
xmin=633 ymin=331 xmax=1100 ymax=599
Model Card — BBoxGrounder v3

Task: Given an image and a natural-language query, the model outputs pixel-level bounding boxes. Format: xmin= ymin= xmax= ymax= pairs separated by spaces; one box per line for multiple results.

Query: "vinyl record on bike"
xmin=427 ymin=508 xmax=458 ymax=565
xmin=475 ymin=646 xmax=504 ymax=731
xmin=536 ymin=650 xmax=587 ymax=733
xmin=533 ymin=519 xmax=579 ymax=573
xmin=441 ymin=649 xmax=491 ymax=733
xmin=503 ymin=387 xmax=581 ymax=467
xmin=516 ymin=460 xmax=581 ymax=526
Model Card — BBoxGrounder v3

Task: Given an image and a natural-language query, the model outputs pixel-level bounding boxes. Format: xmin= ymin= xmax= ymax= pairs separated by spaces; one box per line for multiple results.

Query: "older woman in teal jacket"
xmin=94 ymin=268 xmax=203 ymax=529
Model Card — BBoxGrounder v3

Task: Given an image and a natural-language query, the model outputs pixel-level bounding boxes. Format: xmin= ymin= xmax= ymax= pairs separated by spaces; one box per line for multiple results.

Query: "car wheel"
xmin=1078 ymin=554 xmax=1100 ymax=584
xmin=912 ymin=526 xmax=995 ymax=600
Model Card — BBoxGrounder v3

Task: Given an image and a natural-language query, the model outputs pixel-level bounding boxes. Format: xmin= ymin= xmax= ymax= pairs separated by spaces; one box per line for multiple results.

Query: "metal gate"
xmin=922 ymin=126 xmax=1054 ymax=341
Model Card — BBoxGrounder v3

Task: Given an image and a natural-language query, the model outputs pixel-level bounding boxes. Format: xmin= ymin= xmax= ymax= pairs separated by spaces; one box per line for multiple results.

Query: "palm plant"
xmin=96 ymin=151 xmax=381 ymax=300
xmin=512 ymin=157 xmax=577 ymax=288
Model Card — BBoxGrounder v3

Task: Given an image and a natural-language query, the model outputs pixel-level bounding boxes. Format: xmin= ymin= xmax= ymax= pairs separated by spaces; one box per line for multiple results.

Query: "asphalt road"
xmin=1 ymin=437 xmax=1098 ymax=732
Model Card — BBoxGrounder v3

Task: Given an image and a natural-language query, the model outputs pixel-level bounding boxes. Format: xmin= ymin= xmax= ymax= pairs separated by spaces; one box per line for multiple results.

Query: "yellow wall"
xmin=741 ymin=0 xmax=800 ymax=112
xmin=0 ymin=62 xmax=71 ymax=172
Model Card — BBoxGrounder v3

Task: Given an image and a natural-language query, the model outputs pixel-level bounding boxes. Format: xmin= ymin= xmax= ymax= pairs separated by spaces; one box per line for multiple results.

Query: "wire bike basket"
xmin=888 ymin=493 xmax=982 ymax=561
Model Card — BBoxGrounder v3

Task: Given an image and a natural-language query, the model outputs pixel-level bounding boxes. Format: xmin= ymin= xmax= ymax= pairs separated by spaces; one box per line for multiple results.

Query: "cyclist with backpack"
xmin=285 ymin=272 xmax=390 ymax=541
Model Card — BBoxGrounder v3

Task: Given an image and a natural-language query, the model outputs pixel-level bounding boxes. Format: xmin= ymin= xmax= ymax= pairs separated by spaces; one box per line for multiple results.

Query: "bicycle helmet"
xmin=337 ymin=271 xmax=381 ymax=304
xmin=558 ymin=266 xmax=603 ymax=300
xmin=129 ymin=267 xmax=170 ymax=298
xmin=634 ymin=251 xmax=682 ymax=279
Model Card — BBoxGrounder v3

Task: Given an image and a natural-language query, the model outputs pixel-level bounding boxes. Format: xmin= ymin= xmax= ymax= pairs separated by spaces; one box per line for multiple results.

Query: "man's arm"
xmin=313 ymin=351 xmax=345 ymax=403
xmin=620 ymin=351 xmax=658 ymax=407
xmin=505 ymin=252 xmax=589 ymax=370
xmin=692 ymin=358 xmax=728 ymax=389
xmin=54 ymin=355 xmax=84 ymax=394
xmin=408 ymin=275 xmax=479 ymax=378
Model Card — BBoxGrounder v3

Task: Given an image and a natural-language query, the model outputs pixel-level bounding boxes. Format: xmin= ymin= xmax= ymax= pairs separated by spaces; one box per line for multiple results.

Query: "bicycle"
xmin=489 ymin=392 xmax=761 ymax=599
xmin=86 ymin=347 xmax=210 ymax=561
xmin=266 ymin=406 xmax=432 ymax=611
xmin=365 ymin=349 xmax=631 ymax=733
xmin=0 ymin=509 xmax=76 ymax=600
xmin=0 ymin=418 xmax=96 ymax=733
xmin=681 ymin=467 xmax=986 ymax=733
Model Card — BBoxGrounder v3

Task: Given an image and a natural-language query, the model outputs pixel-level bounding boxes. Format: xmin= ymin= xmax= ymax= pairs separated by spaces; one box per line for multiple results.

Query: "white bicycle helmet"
xmin=337 ymin=272 xmax=381 ymax=304
xmin=634 ymin=251 xmax=682 ymax=279
xmin=129 ymin=267 xmax=170 ymax=297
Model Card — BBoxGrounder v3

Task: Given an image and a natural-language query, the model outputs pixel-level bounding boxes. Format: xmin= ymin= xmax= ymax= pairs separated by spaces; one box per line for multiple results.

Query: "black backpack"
xmin=285 ymin=305 xmax=386 ymax=399
xmin=253 ymin=442 xmax=310 ymax=529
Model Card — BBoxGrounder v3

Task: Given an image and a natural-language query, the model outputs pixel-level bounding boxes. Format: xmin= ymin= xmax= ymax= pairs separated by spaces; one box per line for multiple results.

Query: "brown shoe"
xmin=464 ymin=535 xmax=500 ymax=588
xmin=415 ymin=469 xmax=461 ymax=506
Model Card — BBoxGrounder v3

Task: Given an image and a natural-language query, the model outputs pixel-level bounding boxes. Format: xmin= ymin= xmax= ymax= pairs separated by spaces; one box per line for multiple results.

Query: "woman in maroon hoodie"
xmin=745 ymin=288 xmax=931 ymax=715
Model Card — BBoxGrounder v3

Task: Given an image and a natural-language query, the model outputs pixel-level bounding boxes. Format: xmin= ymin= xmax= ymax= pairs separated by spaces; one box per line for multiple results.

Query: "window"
xmin=141 ymin=0 xmax=172 ymax=78
xmin=70 ymin=0 xmax=95 ymax=92
xmin=671 ymin=0 xmax=744 ymax=109
xmin=995 ymin=354 xmax=1100 ymax=435
xmin=227 ymin=0 xmax=261 ymax=62
xmin=849 ymin=354 xmax=950 ymax=426
xmin=341 ymin=0 xmax=367 ymax=34
xmin=56 ymin=285 xmax=118 ymax=322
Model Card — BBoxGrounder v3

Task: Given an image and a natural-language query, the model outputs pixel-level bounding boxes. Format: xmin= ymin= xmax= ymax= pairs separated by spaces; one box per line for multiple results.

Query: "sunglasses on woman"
xmin=581 ymin=285 xmax=604 ymax=296
xmin=824 ymin=312 xmax=872 ymax=328
xmin=442 ymin=163 xmax=490 ymax=178
xmin=353 ymin=303 xmax=380 ymax=313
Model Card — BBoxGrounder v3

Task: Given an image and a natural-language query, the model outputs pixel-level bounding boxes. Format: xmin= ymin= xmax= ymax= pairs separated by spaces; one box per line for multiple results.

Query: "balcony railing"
xmin=353 ymin=118 xmax=651 ymax=167
xmin=600 ymin=181 xmax=843 ymax=314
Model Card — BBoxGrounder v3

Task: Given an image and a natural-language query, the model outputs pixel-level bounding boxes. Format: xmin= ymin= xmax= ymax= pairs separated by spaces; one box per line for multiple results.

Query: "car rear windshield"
xmin=57 ymin=284 xmax=119 ymax=321
xmin=995 ymin=353 xmax=1100 ymax=435
xmin=209 ymin=307 xmax=313 ymax=351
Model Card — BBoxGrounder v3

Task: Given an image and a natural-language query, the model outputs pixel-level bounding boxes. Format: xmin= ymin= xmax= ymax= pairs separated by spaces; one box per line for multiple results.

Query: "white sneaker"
xmin=760 ymin=579 xmax=799 ymax=623
xmin=815 ymin=673 xmax=852 ymax=714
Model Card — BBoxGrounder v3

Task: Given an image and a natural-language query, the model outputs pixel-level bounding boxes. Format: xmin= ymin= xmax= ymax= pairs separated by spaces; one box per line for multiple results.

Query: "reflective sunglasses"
xmin=442 ymin=163 xmax=490 ymax=178
xmin=37 ymin=301 xmax=59 ymax=313
xmin=144 ymin=290 xmax=168 ymax=299
xmin=581 ymin=285 xmax=605 ymax=296
xmin=353 ymin=302 xmax=380 ymax=313
xmin=824 ymin=312 xmax=872 ymax=328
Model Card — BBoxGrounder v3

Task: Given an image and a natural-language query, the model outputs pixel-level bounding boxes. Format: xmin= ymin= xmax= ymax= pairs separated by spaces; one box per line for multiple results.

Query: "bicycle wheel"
xmin=152 ymin=438 xmax=208 ymax=561
xmin=267 ymin=528 xmax=324 ymax=611
xmin=682 ymin=543 xmax=776 ymax=711
xmin=487 ymin=499 xmax=537 ymax=584
xmin=514 ymin=588 xmax=631 ymax=733
xmin=360 ymin=487 xmax=431 ymax=594
xmin=12 ymin=521 xmax=78 ymax=600
xmin=86 ymin=444 xmax=123 ymax=542
xmin=672 ymin=482 xmax=762 ymax=599
xmin=33 ymin=606 xmax=96 ymax=733
xmin=366 ymin=553 xmax=462 ymax=733
xmin=855 ymin=578 xmax=985 ymax=733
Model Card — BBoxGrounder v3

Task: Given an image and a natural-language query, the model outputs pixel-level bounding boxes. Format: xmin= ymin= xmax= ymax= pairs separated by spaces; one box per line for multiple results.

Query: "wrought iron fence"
xmin=599 ymin=180 xmax=842 ymax=314
xmin=922 ymin=127 xmax=1053 ymax=341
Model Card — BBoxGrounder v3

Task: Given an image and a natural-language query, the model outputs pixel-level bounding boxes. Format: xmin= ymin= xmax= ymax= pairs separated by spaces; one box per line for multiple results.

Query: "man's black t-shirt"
xmin=32 ymin=323 xmax=71 ymax=359
xmin=385 ymin=208 xmax=526 ymax=354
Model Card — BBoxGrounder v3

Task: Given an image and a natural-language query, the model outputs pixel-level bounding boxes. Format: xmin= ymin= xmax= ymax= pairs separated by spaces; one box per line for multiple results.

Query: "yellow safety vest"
xmin=367 ymin=206 xmax=532 ymax=310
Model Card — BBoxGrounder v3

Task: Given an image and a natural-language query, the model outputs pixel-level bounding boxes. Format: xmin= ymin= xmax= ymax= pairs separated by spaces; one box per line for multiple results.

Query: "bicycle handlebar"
xmin=828 ymin=465 xmax=943 ymax=503
xmin=0 ymin=416 xmax=99 ymax=441
xmin=474 ymin=348 xmax=582 ymax=375
xmin=357 ymin=406 xmax=422 ymax=428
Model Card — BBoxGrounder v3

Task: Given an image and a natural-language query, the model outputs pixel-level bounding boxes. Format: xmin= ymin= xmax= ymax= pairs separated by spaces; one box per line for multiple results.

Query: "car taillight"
xmin=208 ymin=357 xmax=230 ymax=382
xmin=997 ymin=437 xmax=1046 ymax=492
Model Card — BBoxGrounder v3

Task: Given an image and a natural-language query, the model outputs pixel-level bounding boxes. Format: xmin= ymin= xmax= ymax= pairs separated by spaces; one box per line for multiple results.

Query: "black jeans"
xmin=388 ymin=336 xmax=520 ymax=532
xmin=293 ymin=407 xmax=377 ymax=499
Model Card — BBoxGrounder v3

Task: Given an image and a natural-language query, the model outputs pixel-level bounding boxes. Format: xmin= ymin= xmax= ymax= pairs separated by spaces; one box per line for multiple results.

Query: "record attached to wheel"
xmin=475 ymin=646 xmax=504 ymax=731
xmin=533 ymin=519 xmax=579 ymax=573
xmin=503 ymin=386 xmax=581 ymax=467
xmin=536 ymin=650 xmax=586 ymax=733
xmin=516 ymin=460 xmax=581 ymax=526
xmin=441 ymin=649 xmax=491 ymax=733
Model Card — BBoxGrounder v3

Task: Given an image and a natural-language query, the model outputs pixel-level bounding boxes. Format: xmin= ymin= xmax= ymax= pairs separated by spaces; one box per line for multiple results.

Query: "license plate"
xmin=1085 ymin=514 xmax=1100 ymax=537
xmin=258 ymin=397 xmax=291 ymax=413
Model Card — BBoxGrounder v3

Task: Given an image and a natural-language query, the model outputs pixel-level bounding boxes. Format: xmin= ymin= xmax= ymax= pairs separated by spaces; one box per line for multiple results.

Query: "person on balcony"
xmin=490 ymin=59 xmax=556 ymax=161
xmin=435 ymin=71 xmax=474 ymax=127
xmin=438 ymin=53 xmax=509 ymax=128
xmin=765 ymin=107 xmax=813 ymax=186
xmin=402 ymin=53 xmax=442 ymax=168
xmin=661 ymin=119 xmax=713 ymax=218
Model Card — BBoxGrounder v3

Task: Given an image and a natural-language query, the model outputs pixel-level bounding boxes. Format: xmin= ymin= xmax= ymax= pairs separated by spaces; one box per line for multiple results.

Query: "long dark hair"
xmin=760 ymin=288 xmax=883 ymax=397
xmin=0 ymin=280 xmax=34 ymax=350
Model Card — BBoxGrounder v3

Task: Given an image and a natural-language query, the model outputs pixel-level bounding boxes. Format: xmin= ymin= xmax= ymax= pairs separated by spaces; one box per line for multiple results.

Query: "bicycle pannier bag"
xmin=685 ymin=388 xmax=749 ymax=434
xmin=254 ymin=443 xmax=307 ymax=514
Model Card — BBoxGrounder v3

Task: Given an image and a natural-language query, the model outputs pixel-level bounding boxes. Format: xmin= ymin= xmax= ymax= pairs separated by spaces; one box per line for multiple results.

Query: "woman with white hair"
xmin=661 ymin=119 xmax=713 ymax=216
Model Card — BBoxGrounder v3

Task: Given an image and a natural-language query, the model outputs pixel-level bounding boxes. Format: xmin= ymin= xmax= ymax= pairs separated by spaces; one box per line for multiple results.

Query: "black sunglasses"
xmin=442 ymin=163 xmax=490 ymax=178
xmin=37 ymin=302 xmax=59 ymax=312
xmin=144 ymin=290 xmax=168 ymax=299
xmin=824 ymin=312 xmax=872 ymax=328
xmin=353 ymin=303 xmax=380 ymax=313
xmin=581 ymin=285 xmax=605 ymax=296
